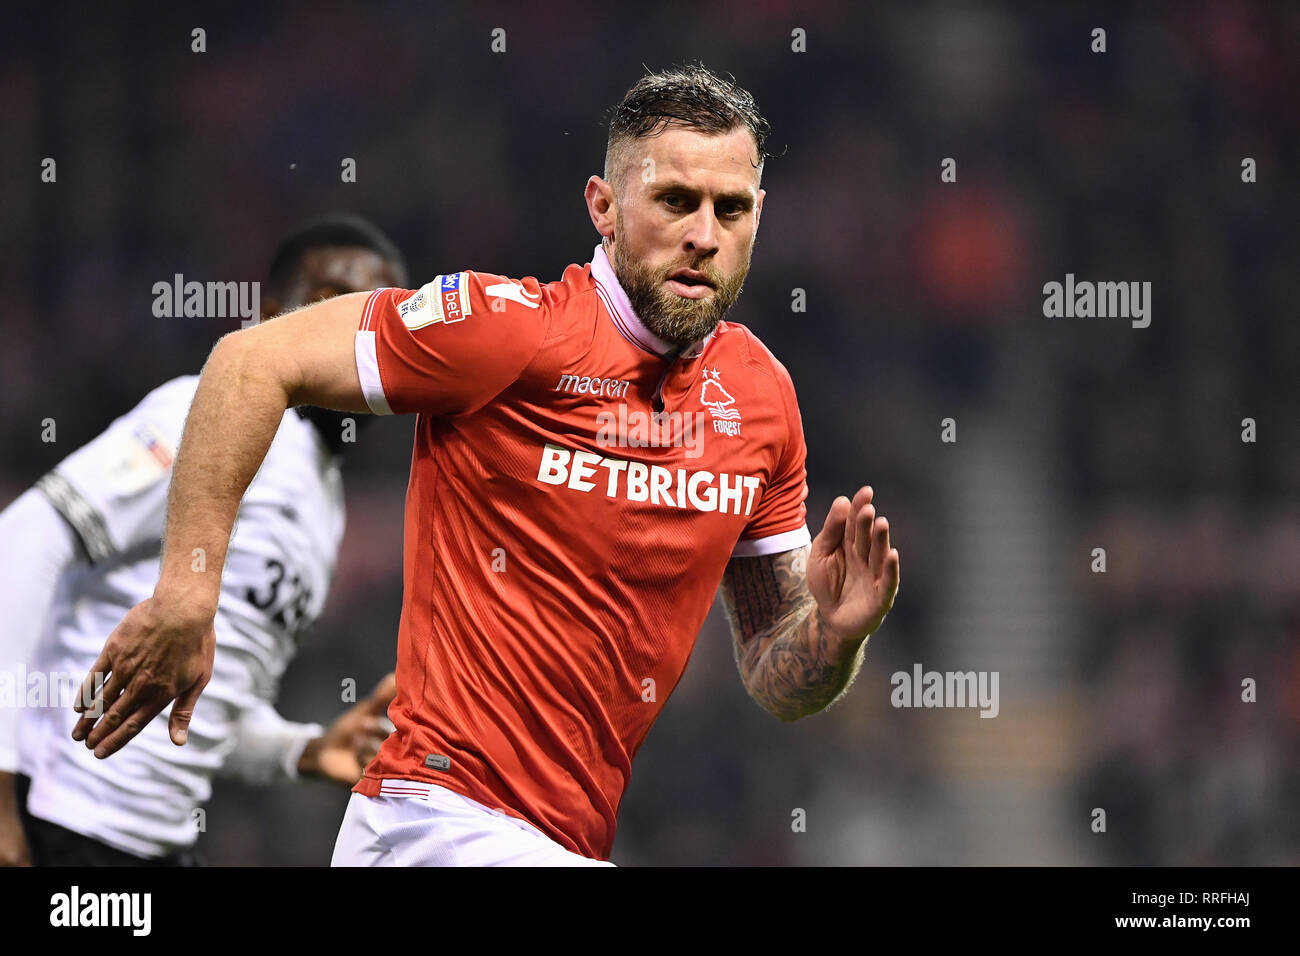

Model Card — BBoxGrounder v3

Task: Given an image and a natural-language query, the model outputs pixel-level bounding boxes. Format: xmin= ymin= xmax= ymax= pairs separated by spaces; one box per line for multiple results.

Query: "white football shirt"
xmin=6 ymin=375 xmax=346 ymax=858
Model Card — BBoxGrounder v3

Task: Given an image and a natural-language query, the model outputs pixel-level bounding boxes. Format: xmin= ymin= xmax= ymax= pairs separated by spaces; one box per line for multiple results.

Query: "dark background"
xmin=2 ymin=0 xmax=1297 ymax=864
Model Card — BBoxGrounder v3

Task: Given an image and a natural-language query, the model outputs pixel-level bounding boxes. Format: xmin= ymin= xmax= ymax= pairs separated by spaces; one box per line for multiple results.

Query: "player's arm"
xmin=291 ymin=673 xmax=396 ymax=785
xmin=719 ymin=486 xmax=900 ymax=722
xmin=0 ymin=489 xmax=87 ymax=865
xmin=72 ymin=292 xmax=374 ymax=758
xmin=0 ymin=490 xmax=87 ymax=769
xmin=219 ymin=674 xmax=395 ymax=787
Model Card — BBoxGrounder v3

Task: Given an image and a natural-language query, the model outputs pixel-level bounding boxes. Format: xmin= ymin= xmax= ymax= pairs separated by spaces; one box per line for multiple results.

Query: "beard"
xmin=611 ymin=237 xmax=751 ymax=350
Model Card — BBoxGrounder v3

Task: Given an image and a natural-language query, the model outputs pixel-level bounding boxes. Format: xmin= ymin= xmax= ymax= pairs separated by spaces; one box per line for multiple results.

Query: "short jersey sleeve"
xmin=731 ymin=358 xmax=812 ymax=557
xmin=35 ymin=376 xmax=195 ymax=564
xmin=354 ymin=270 xmax=553 ymax=417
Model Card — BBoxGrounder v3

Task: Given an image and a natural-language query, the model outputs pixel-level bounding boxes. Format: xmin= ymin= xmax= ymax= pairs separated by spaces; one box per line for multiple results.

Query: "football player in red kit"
xmin=75 ymin=65 xmax=900 ymax=865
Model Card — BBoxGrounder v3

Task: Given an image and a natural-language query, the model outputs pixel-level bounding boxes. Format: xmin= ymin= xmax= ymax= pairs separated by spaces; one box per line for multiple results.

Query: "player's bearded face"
xmin=611 ymin=218 xmax=752 ymax=350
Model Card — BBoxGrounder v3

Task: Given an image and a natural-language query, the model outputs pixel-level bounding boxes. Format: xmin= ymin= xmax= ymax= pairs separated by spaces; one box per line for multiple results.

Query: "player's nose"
xmin=681 ymin=207 xmax=721 ymax=258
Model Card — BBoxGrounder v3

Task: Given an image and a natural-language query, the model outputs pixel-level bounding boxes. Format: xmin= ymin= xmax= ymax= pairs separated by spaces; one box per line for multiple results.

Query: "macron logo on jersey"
xmin=537 ymin=443 xmax=760 ymax=515
xmin=398 ymin=273 xmax=473 ymax=330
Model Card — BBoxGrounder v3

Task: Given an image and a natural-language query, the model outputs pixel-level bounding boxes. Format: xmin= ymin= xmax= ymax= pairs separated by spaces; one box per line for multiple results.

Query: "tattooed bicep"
xmin=719 ymin=546 xmax=813 ymax=668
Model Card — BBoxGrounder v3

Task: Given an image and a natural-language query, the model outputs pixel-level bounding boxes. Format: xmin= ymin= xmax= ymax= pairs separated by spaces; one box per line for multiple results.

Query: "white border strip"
xmin=354 ymin=330 xmax=393 ymax=416
xmin=731 ymin=524 xmax=812 ymax=558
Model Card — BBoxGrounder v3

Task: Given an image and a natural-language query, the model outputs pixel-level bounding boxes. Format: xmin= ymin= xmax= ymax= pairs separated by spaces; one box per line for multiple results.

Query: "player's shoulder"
xmin=391 ymin=263 xmax=594 ymax=340
xmin=471 ymin=260 xmax=596 ymax=316
xmin=712 ymin=320 xmax=797 ymax=392
xmin=463 ymin=259 xmax=601 ymax=350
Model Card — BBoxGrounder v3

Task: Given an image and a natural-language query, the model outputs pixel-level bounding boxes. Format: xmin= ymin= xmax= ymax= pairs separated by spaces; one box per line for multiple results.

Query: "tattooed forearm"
xmin=748 ymin=603 xmax=866 ymax=721
xmin=720 ymin=547 xmax=866 ymax=721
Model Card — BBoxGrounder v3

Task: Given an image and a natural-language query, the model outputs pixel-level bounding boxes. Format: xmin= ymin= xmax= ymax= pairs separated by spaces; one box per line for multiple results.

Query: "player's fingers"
xmin=73 ymin=649 xmax=114 ymax=716
xmin=356 ymin=732 xmax=386 ymax=764
xmin=852 ymin=504 xmax=876 ymax=564
xmin=846 ymin=486 xmax=872 ymax=542
xmin=75 ymin=669 xmax=127 ymax=734
xmin=869 ymin=516 xmax=890 ymax=575
xmin=71 ymin=665 xmax=112 ymax=741
xmin=843 ymin=493 xmax=859 ymax=552
xmin=882 ymin=548 xmax=901 ymax=609
xmin=849 ymin=484 xmax=873 ymax=532
xmin=363 ymin=673 xmax=398 ymax=712
xmin=358 ymin=716 xmax=391 ymax=738
xmin=813 ymin=496 xmax=850 ymax=555
xmin=82 ymin=679 xmax=148 ymax=749
xmin=168 ymin=677 xmax=208 ymax=747
xmin=89 ymin=692 xmax=169 ymax=758
xmin=71 ymin=713 xmax=98 ymax=745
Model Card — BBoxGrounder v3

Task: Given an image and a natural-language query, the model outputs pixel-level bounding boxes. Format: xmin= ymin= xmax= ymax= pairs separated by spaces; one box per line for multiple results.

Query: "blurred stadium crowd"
xmin=1 ymin=1 xmax=1296 ymax=864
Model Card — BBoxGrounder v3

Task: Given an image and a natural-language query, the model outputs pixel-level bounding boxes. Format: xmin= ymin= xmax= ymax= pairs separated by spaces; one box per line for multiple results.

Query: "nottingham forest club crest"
xmin=701 ymin=367 xmax=741 ymax=437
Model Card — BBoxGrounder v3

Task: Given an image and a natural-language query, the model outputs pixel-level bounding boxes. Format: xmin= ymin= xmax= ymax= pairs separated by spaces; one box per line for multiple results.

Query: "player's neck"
xmin=593 ymin=243 xmax=717 ymax=360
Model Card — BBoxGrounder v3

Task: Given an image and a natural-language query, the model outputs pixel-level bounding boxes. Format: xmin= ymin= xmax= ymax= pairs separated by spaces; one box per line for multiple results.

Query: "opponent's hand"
xmin=71 ymin=596 xmax=216 ymax=758
xmin=0 ymin=772 xmax=31 ymax=867
xmin=298 ymin=673 xmax=397 ymax=786
xmin=807 ymin=485 xmax=900 ymax=651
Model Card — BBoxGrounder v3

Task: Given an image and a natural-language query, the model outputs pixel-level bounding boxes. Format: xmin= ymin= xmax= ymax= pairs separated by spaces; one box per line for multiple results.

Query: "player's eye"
xmin=662 ymin=194 xmax=685 ymax=210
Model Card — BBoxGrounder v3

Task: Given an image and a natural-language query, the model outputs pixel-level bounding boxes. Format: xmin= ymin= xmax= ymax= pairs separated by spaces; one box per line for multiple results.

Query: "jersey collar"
xmin=591 ymin=244 xmax=716 ymax=361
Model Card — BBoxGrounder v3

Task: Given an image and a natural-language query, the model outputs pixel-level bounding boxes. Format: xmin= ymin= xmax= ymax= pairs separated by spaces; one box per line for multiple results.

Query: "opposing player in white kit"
xmin=0 ymin=214 xmax=408 ymax=866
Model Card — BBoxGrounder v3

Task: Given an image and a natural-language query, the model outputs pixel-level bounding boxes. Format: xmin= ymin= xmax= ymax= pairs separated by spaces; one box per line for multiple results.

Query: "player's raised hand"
xmin=71 ymin=596 xmax=216 ymax=757
xmin=807 ymin=485 xmax=900 ymax=649
xmin=298 ymin=673 xmax=397 ymax=786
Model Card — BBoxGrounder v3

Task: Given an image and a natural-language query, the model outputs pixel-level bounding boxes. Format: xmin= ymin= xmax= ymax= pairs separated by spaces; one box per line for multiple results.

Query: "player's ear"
xmin=585 ymin=175 xmax=616 ymax=242
xmin=755 ymin=188 xmax=765 ymax=232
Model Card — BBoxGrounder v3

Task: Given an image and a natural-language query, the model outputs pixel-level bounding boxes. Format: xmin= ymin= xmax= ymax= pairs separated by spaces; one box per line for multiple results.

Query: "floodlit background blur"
xmin=2 ymin=0 xmax=1298 ymax=865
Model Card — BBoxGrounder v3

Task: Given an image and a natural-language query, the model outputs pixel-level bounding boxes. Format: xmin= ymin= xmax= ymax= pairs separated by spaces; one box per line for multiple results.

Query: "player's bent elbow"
xmin=204 ymin=328 xmax=295 ymax=407
xmin=750 ymin=698 xmax=806 ymax=723
xmin=741 ymin=678 xmax=808 ymax=723
xmin=259 ymin=292 xmax=373 ymax=413
xmin=206 ymin=295 xmax=371 ymax=414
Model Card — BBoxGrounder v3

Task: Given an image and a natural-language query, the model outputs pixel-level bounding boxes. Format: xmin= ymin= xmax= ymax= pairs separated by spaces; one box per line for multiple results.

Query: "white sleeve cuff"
xmin=281 ymin=722 xmax=325 ymax=781
xmin=731 ymin=524 xmax=812 ymax=558
xmin=221 ymin=698 xmax=324 ymax=785
xmin=354 ymin=330 xmax=393 ymax=416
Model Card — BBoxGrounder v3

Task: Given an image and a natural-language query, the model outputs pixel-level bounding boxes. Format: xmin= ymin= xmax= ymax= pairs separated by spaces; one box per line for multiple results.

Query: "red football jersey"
xmin=352 ymin=245 xmax=811 ymax=859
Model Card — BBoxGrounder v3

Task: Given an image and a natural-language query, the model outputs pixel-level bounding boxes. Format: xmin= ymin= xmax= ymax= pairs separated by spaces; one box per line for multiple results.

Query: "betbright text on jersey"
xmin=352 ymin=245 xmax=811 ymax=860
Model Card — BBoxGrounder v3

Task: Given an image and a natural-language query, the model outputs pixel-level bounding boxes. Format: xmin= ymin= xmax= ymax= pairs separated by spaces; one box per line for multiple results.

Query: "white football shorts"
xmin=330 ymin=781 xmax=616 ymax=867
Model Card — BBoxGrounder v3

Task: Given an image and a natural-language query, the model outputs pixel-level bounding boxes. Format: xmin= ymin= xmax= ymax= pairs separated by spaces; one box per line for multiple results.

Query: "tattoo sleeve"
xmin=719 ymin=546 xmax=866 ymax=722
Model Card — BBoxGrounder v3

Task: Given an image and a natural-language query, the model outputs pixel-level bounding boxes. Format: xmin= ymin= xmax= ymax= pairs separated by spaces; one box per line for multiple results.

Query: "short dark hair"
xmin=265 ymin=212 xmax=408 ymax=296
xmin=605 ymin=64 xmax=771 ymax=187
